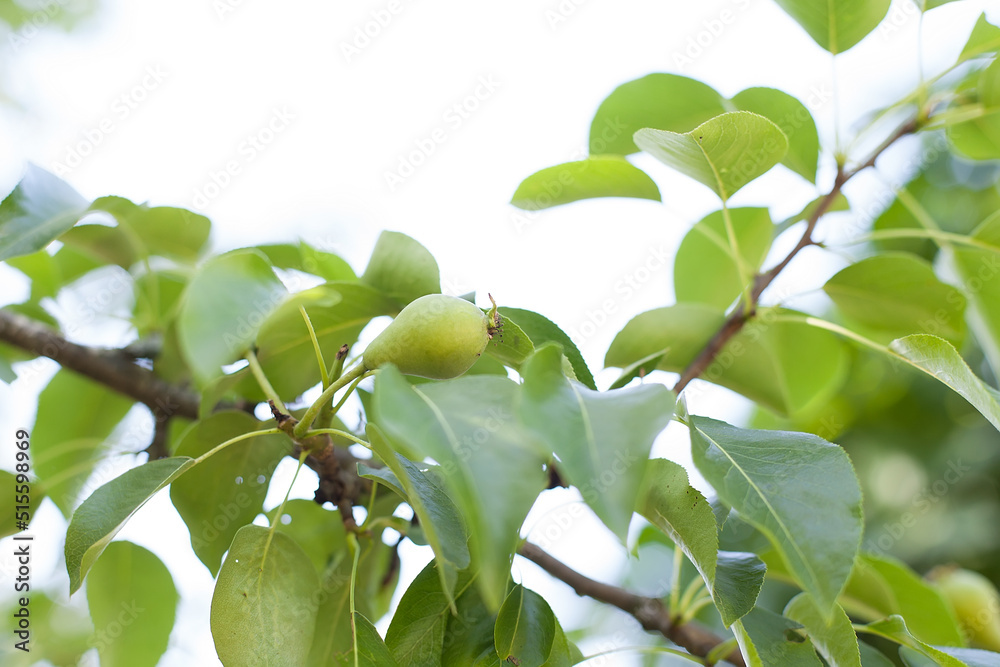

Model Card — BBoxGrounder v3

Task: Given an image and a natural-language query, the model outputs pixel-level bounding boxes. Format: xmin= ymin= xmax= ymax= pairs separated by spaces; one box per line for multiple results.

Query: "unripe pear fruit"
xmin=363 ymin=294 xmax=491 ymax=379
xmin=928 ymin=565 xmax=1000 ymax=651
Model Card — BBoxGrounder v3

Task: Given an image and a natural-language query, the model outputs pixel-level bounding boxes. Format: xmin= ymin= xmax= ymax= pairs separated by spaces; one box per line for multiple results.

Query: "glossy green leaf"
xmin=256 ymin=241 xmax=357 ymax=282
xmin=86 ymin=541 xmax=178 ymax=667
xmin=947 ymin=58 xmax=1000 ymax=160
xmin=824 ymin=253 xmax=966 ymax=345
xmin=211 ymin=525 xmax=319 ymax=667
xmin=79 ymin=196 xmax=210 ymax=264
xmin=0 ymin=469 xmax=44 ymax=538
xmin=840 ymin=553 xmax=964 ymax=647
xmin=785 ymin=593 xmax=862 ymax=667
xmin=361 ymin=230 xmax=440 ymax=307
xmin=365 ymin=424 xmax=471 ymax=609
xmin=674 ymin=207 xmax=774 ymax=309
xmin=634 ymin=111 xmax=789 ymax=202
xmin=949 ymin=211 xmax=1000 ymax=377
xmin=372 ymin=367 xmax=548 ymax=609
xmin=860 ymin=642 xmax=896 ymax=667
xmin=176 ymin=249 xmax=287 ymax=384
xmin=499 ymin=307 xmax=595 ymax=389
xmin=689 ymin=416 xmax=863 ymax=615
xmin=0 ymin=164 xmax=89 ymax=261
xmin=958 ymin=13 xmax=1000 ymax=62
xmin=606 ymin=305 xmax=848 ymax=417
xmin=731 ymin=87 xmax=819 ymax=182
xmin=588 ymin=73 xmax=727 ymax=155
xmin=170 ymin=412 xmax=289 ymax=575
xmin=521 ymin=345 xmax=672 ymax=540
xmin=889 ymin=334 xmax=1000 ymax=433
xmin=901 ymin=646 xmax=1000 ymax=666
xmin=267 ymin=499 xmax=347 ymax=576
xmin=510 ymin=156 xmax=660 ymax=210
xmin=305 ymin=554 xmax=357 ymax=666
xmin=33 ymin=370 xmax=134 ymax=516
xmin=354 ymin=613 xmax=400 ymax=667
xmin=440 ymin=572 xmax=501 ymax=666
xmin=859 ymin=616 xmax=965 ymax=666
xmin=772 ymin=0 xmax=891 ymax=53
xmin=65 ymin=457 xmax=196 ymax=594
xmin=485 ymin=311 xmax=535 ymax=371
xmin=638 ymin=458 xmax=764 ymax=626
xmin=495 ymin=584 xmax=556 ymax=667
xmin=733 ymin=606 xmax=823 ymax=666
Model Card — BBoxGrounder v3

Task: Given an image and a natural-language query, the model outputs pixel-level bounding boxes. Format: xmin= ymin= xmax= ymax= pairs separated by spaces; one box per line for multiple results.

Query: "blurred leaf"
xmin=176 ymin=249 xmax=287 ymax=384
xmin=211 ymin=525 xmax=319 ymax=667
xmin=87 ymin=541 xmax=178 ymax=667
xmin=499 ymin=306 xmax=595 ymax=389
xmin=0 ymin=592 xmax=92 ymax=666
xmin=733 ymin=606 xmax=823 ymax=666
xmin=170 ymin=412 xmax=289 ymax=575
xmin=0 ymin=164 xmax=88 ymax=261
xmin=674 ymin=207 xmax=774 ymax=309
xmin=266 ymin=499 xmax=347 ymax=576
xmin=521 ymin=345 xmax=673 ymax=540
xmin=256 ymin=241 xmax=357 ymax=282
xmin=859 ymin=616 xmax=965 ymax=666
xmin=440 ymin=572 xmax=502 ymax=666
xmin=33 ymin=370 xmax=134 ymax=517
xmin=689 ymin=416 xmax=863 ymax=615
xmin=361 ymin=230 xmax=440 ymax=307
xmin=772 ymin=0 xmax=891 ymax=53
xmin=353 ymin=613 xmax=400 ymax=667
xmin=638 ymin=458 xmax=764 ymax=626
xmin=5 ymin=249 xmax=59 ymax=300
xmin=784 ymin=593 xmax=862 ymax=667
xmin=133 ymin=270 xmax=187 ymax=335
xmin=373 ymin=367 xmax=547 ymax=609
xmin=731 ymin=87 xmax=819 ymax=182
xmin=494 ymin=584 xmax=556 ymax=667
xmin=947 ymin=58 xmax=1000 ymax=160
xmin=65 ymin=457 xmax=196 ymax=594
xmin=958 ymin=13 xmax=1000 ymax=62
xmin=364 ymin=424 xmax=471 ymax=610
xmin=948 ymin=211 xmax=1000 ymax=377
xmin=635 ymin=112 xmax=788 ymax=202
xmin=860 ymin=642 xmax=897 ymax=667
xmin=510 ymin=156 xmax=660 ymax=210
xmin=900 ymin=646 xmax=1000 ymax=666
xmin=824 ymin=253 xmax=966 ymax=345
xmin=588 ymin=73 xmax=727 ymax=155
xmin=58 ymin=223 xmax=138 ymax=268
xmin=89 ymin=196 xmax=210 ymax=262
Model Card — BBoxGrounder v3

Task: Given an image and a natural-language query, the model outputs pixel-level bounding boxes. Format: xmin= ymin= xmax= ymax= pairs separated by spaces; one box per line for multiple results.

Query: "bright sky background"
xmin=1 ymin=0 xmax=996 ymax=663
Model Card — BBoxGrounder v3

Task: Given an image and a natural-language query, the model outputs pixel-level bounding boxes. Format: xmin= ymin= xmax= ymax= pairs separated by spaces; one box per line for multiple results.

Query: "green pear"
xmin=363 ymin=294 xmax=490 ymax=379
xmin=929 ymin=565 xmax=1000 ymax=651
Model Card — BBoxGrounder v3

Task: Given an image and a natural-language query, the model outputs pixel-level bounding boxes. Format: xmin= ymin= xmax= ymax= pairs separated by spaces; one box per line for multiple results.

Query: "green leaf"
xmin=840 ymin=553 xmax=964 ymax=647
xmin=911 ymin=0 xmax=962 ymax=11
xmin=949 ymin=212 xmax=1000 ymax=377
xmin=440 ymin=572 xmax=501 ymax=666
xmin=784 ymin=593 xmax=862 ymax=667
xmin=86 ymin=541 xmax=178 ymax=667
xmin=521 ymin=345 xmax=672 ymax=540
xmin=733 ymin=606 xmax=823 ymax=666
xmin=674 ymin=207 xmax=775 ymax=309
xmin=133 ymin=270 xmax=188 ymax=335
xmin=688 ymin=416 xmax=863 ymax=615
xmin=385 ymin=561 xmax=476 ymax=667
xmin=634 ymin=111 xmax=789 ymax=202
xmin=361 ymin=230 xmax=440 ymax=307
xmin=731 ymin=87 xmax=820 ymax=183
xmin=57 ymin=223 xmax=138 ymax=268
xmin=0 ymin=592 xmax=92 ymax=666
xmin=266 ymin=499 xmax=348 ymax=576
xmin=256 ymin=241 xmax=357 ymax=282
xmin=889 ymin=334 xmax=1000 ymax=433
xmin=33 ymin=370 xmax=134 ymax=516
xmin=372 ymin=367 xmax=548 ymax=609
xmin=824 ymin=253 xmax=966 ymax=345
xmin=860 ymin=642 xmax=897 ymax=667
xmin=0 ymin=469 xmax=44 ymax=538
xmin=958 ymin=13 xmax=1000 ymax=62
xmin=772 ymin=0 xmax=891 ymax=53
xmin=0 ymin=164 xmax=89 ymax=261
xmin=510 ymin=156 xmax=660 ymax=210
xmin=948 ymin=59 xmax=1000 ymax=160
xmin=638 ymin=458 xmax=764 ymax=626
xmin=859 ymin=616 xmax=965 ymax=666
xmin=499 ymin=307 xmax=595 ymax=389
xmin=606 ymin=305 xmax=848 ymax=417
xmin=211 ymin=525 xmax=320 ymax=667
xmin=354 ymin=613 xmax=401 ymax=667
xmin=89 ymin=196 xmax=210 ymax=262
xmin=901 ymin=646 xmax=1000 ymax=667
xmin=170 ymin=412 xmax=289 ymax=575
xmin=176 ymin=249 xmax=287 ymax=384
xmin=5 ymin=249 xmax=59 ymax=300
xmin=485 ymin=311 xmax=535 ymax=371
xmin=365 ymin=424 xmax=471 ymax=610
xmin=588 ymin=73 xmax=727 ymax=155
xmin=65 ymin=457 xmax=196 ymax=594
xmin=494 ymin=585 xmax=557 ymax=667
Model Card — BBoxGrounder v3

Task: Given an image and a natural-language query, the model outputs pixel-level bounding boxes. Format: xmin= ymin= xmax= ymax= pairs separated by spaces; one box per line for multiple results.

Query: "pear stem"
xmin=293 ymin=362 xmax=369 ymax=439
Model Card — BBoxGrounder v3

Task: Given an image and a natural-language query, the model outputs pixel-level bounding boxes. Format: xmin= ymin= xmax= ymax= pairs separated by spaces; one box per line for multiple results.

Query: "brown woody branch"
xmin=672 ymin=118 xmax=919 ymax=395
xmin=518 ymin=541 xmax=745 ymax=666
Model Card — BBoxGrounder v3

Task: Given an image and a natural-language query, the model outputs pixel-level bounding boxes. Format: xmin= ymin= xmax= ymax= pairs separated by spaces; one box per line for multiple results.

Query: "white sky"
xmin=0 ymin=0 xmax=996 ymax=664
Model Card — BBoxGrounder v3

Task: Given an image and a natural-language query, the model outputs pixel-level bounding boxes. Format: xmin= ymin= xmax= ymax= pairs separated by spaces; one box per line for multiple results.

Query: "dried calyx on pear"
xmin=362 ymin=293 xmax=495 ymax=379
